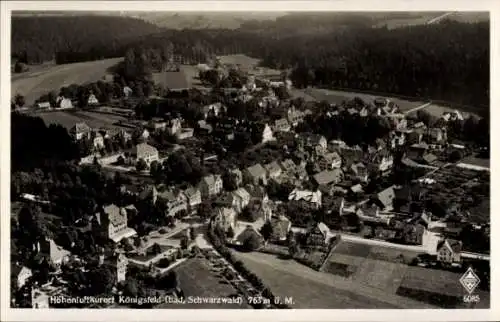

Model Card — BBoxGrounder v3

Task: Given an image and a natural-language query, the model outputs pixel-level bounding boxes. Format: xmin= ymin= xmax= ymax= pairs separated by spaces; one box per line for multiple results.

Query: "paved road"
xmin=404 ymin=102 xmax=432 ymax=115
xmin=339 ymin=234 xmax=425 ymax=252
xmin=427 ymin=12 xmax=454 ymax=24
xmin=234 ymin=251 xmax=436 ymax=309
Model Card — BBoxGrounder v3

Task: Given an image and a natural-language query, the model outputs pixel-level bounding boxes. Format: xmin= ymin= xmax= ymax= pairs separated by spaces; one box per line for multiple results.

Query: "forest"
xmin=12 ymin=15 xmax=489 ymax=108
xmin=11 ymin=16 xmax=162 ymax=64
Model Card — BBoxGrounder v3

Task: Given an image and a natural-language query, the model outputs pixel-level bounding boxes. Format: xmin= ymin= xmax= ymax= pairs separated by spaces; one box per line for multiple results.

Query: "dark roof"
xmin=377 ymin=186 xmax=395 ymax=209
xmin=437 ymin=239 xmax=463 ymax=253
xmin=313 ymin=169 xmax=343 ymax=186
xmin=422 ymin=153 xmax=438 ymax=164
xmin=271 ymin=217 xmax=291 ymax=240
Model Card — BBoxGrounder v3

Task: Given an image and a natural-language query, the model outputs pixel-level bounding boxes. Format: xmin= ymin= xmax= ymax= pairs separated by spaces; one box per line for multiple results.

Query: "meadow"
xmin=12 ymin=57 xmax=123 ymax=105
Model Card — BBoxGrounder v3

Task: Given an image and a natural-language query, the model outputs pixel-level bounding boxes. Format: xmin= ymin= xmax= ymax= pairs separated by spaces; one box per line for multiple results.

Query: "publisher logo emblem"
xmin=460 ymin=267 xmax=480 ymax=294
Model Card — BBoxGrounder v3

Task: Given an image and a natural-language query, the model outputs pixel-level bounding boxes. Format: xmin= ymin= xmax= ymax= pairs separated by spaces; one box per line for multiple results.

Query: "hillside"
xmin=125 ymin=12 xmax=285 ymax=30
xmin=11 ymin=15 xmax=163 ymax=64
xmin=373 ymin=11 xmax=489 ymax=29
xmin=11 ymin=57 xmax=123 ymax=105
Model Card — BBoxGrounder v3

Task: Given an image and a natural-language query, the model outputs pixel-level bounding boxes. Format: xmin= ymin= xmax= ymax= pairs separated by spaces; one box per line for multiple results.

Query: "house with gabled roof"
xmin=87 ymin=93 xmax=99 ymax=106
xmin=264 ymin=161 xmax=282 ymax=179
xmin=269 ymin=215 xmax=292 ymax=242
xmin=232 ymin=188 xmax=251 ymax=213
xmin=213 ymin=207 xmax=237 ymax=233
xmin=36 ymin=238 xmax=71 ymax=268
xmin=306 ymin=222 xmax=330 ymax=246
xmin=318 ymin=152 xmax=342 ymax=171
xmin=56 ymin=96 xmax=73 ymax=109
xmin=228 ymin=168 xmax=243 ymax=188
xmin=91 ymin=131 xmax=105 ymax=150
xmin=183 ymin=186 xmax=202 ymax=211
xmin=100 ymin=253 xmax=128 ymax=283
xmin=70 ymin=122 xmax=91 ymax=141
xmin=313 ymin=169 xmax=344 ymax=187
xmin=37 ymin=101 xmax=51 ymax=109
xmin=12 ymin=264 xmax=32 ymax=289
xmin=300 ymin=133 xmax=328 ymax=154
xmin=272 ymin=118 xmax=291 ymax=132
xmin=199 ymin=174 xmax=223 ymax=198
xmin=373 ymin=186 xmax=396 ymax=211
xmin=243 ymin=163 xmax=267 ymax=186
xmin=130 ymin=143 xmax=159 ymax=165
xmin=437 ymin=239 xmax=463 ymax=264
xmin=158 ymin=188 xmax=188 ymax=217
xmin=92 ymin=204 xmax=137 ymax=243
xmin=368 ymin=150 xmax=394 ymax=173
xmin=286 ymin=106 xmax=306 ymax=126
xmin=350 ymin=162 xmax=369 ymax=183
xmin=288 ymin=188 xmax=322 ymax=209
xmin=422 ymin=153 xmax=438 ymax=165
xmin=139 ymin=184 xmax=158 ymax=204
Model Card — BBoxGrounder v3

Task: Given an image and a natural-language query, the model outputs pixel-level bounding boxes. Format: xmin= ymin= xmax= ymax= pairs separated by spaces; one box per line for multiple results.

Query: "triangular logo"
xmin=460 ymin=267 xmax=480 ymax=294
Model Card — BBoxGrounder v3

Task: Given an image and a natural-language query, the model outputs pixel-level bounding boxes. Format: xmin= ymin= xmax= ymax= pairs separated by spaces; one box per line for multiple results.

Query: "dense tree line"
xmin=12 ymin=16 xmax=162 ymax=64
xmin=13 ymin=15 xmax=488 ymax=108
xmin=11 ymin=113 xmax=80 ymax=171
xmin=134 ymin=21 xmax=489 ymax=108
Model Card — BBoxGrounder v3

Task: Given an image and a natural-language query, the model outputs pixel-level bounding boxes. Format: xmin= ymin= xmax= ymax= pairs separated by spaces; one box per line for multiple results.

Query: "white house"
xmin=261 ymin=123 xmax=275 ymax=143
xmin=56 ymin=96 xmax=73 ymax=109
xmin=12 ymin=265 xmax=32 ymax=289
xmin=88 ymin=94 xmax=99 ymax=106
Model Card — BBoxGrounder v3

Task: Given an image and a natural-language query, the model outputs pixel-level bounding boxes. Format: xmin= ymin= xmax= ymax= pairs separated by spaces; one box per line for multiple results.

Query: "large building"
xmin=92 ymin=204 xmax=137 ymax=243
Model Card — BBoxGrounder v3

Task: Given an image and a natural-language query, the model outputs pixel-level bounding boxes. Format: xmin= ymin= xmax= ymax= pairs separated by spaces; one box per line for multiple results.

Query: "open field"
xmin=323 ymin=240 xmax=488 ymax=308
xmin=36 ymin=110 xmax=129 ymax=131
xmin=373 ymin=12 xmax=489 ymax=30
xmin=408 ymin=103 xmax=476 ymax=119
xmin=460 ymin=155 xmax=490 ymax=169
xmin=397 ymin=266 xmax=490 ymax=308
xmin=152 ymin=64 xmax=210 ymax=90
xmin=236 ymin=252 xmax=397 ymax=308
xmin=373 ymin=14 xmax=438 ymax=29
xmin=11 ymin=57 xmax=123 ymax=105
xmin=158 ymin=257 xmax=251 ymax=309
xmin=217 ymin=54 xmax=260 ymax=68
xmin=302 ymin=88 xmax=425 ymax=111
xmin=233 ymin=250 xmax=434 ymax=308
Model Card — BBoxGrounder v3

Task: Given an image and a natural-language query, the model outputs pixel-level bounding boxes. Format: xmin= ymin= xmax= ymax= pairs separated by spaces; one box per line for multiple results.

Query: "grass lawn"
xmin=129 ymin=244 xmax=173 ymax=262
xmin=353 ymin=259 xmax=408 ymax=293
xmin=152 ymin=70 xmax=190 ymax=90
xmin=367 ymin=245 xmax=422 ymax=264
xmin=158 ymin=258 xmax=251 ymax=309
xmin=460 ymin=156 xmax=490 ymax=169
xmin=12 ymin=57 xmax=123 ymax=105
xmin=332 ymin=241 xmax=373 ymax=258
xmin=217 ymin=54 xmax=260 ymax=68
xmin=37 ymin=110 xmax=129 ymax=131
xmin=397 ymin=266 xmax=490 ymax=308
xmin=303 ymin=88 xmax=425 ymax=111
xmin=323 ymin=262 xmax=356 ymax=278
xmin=235 ymin=252 xmax=398 ymax=308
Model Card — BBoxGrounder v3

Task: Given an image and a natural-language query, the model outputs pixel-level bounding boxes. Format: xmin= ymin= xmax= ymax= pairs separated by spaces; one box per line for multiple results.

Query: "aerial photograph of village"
xmin=9 ymin=10 xmax=490 ymax=310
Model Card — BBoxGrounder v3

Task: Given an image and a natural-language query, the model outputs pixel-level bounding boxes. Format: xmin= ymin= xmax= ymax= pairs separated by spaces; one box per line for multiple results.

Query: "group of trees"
xmin=298 ymin=106 xmax=393 ymax=147
xmin=147 ymin=150 xmax=205 ymax=186
xmin=206 ymin=224 xmax=289 ymax=308
xmin=11 ymin=113 xmax=80 ymax=171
